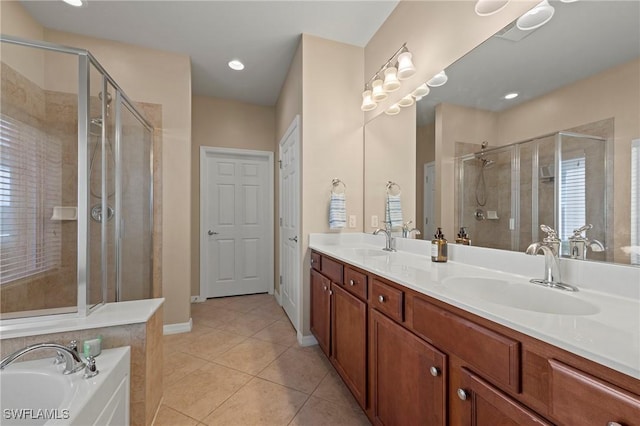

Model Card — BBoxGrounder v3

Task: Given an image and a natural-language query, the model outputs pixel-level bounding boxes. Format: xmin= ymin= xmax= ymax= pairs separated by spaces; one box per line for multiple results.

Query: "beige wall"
xmin=1 ymin=1 xmax=192 ymax=326
xmin=416 ymin=122 xmax=435 ymax=237
xmin=191 ymin=96 xmax=276 ymax=295
xmin=364 ymin=105 xmax=416 ymax=232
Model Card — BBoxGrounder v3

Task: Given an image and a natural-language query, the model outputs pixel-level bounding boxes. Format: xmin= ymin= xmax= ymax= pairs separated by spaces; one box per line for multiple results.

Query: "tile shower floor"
xmin=156 ymin=293 xmax=371 ymax=426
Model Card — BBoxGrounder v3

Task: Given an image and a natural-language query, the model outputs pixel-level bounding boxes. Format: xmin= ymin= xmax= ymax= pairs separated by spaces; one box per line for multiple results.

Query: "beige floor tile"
xmin=251 ymin=303 xmax=288 ymax=320
xmin=163 ymin=362 xmax=252 ymax=421
xmin=222 ymin=297 xmax=265 ymax=313
xmin=312 ymin=368 xmax=362 ymax=411
xmin=164 ymin=351 xmax=209 ymax=387
xmin=289 ymin=396 xmax=371 ymax=426
xmin=215 ymin=313 xmax=277 ymax=337
xmin=196 ymin=307 xmax=243 ymax=329
xmin=202 ymin=378 xmax=308 ymax=426
xmin=213 ymin=337 xmax=288 ymax=375
xmin=154 ymin=405 xmax=199 ymax=426
xmin=180 ymin=329 xmax=247 ymax=362
xmin=251 ymin=318 xmax=297 ymax=346
xmin=257 ymin=346 xmax=330 ymax=394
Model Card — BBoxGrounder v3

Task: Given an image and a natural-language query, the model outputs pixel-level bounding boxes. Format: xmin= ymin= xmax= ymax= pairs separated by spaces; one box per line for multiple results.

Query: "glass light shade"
xmin=412 ymin=83 xmax=430 ymax=98
xmin=517 ymin=0 xmax=555 ymax=31
xmin=382 ymin=67 xmax=401 ymax=92
xmin=397 ymin=52 xmax=416 ymax=80
xmin=385 ymin=104 xmax=401 ymax=116
xmin=371 ymin=79 xmax=388 ymax=102
xmin=360 ymin=90 xmax=377 ymax=112
xmin=427 ymin=70 xmax=448 ymax=87
xmin=397 ymin=94 xmax=415 ymax=108
xmin=475 ymin=0 xmax=510 ymax=16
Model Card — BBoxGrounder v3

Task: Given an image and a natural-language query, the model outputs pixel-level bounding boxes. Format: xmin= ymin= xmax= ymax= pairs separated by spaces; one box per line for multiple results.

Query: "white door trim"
xmin=199 ymin=146 xmax=274 ymax=300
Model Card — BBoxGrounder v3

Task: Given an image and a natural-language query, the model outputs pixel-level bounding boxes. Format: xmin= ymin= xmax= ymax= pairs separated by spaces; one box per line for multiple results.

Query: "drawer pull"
xmin=457 ymin=388 xmax=468 ymax=401
xmin=607 ymin=423 xmax=622 ymax=426
xmin=323 ymin=285 xmax=327 ymax=291
xmin=349 ymin=279 xmax=355 ymax=286
xmin=429 ymin=366 xmax=440 ymax=377
xmin=378 ymin=295 xmax=386 ymax=303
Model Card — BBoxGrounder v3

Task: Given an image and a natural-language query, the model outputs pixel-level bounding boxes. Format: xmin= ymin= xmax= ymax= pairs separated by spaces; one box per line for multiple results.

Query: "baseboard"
xmin=297 ymin=331 xmax=318 ymax=347
xmin=191 ymin=296 xmax=206 ymax=303
xmin=163 ymin=318 xmax=193 ymax=335
xmin=275 ymin=289 xmax=282 ymax=306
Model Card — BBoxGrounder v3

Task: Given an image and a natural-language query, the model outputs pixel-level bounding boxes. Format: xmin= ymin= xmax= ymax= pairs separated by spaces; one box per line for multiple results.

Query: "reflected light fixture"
xmin=504 ymin=92 xmax=519 ymax=100
xmin=371 ymin=76 xmax=388 ymax=102
xmin=397 ymin=94 xmax=415 ymax=108
xmin=385 ymin=104 xmax=401 ymax=116
xmin=360 ymin=85 xmax=377 ymax=111
xmin=412 ymin=83 xmax=430 ymax=99
xmin=397 ymin=49 xmax=416 ymax=80
xmin=427 ymin=70 xmax=448 ymax=87
xmin=62 ymin=0 xmax=84 ymax=6
xmin=228 ymin=59 xmax=245 ymax=71
xmin=474 ymin=0 xmax=510 ymax=16
xmin=517 ymin=0 xmax=555 ymax=31
xmin=361 ymin=43 xmax=416 ymax=111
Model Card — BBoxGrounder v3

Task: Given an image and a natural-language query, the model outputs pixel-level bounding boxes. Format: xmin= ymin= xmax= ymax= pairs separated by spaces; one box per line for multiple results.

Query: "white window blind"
xmin=631 ymin=139 xmax=640 ymax=265
xmin=0 ymin=114 xmax=61 ymax=284
xmin=559 ymin=155 xmax=586 ymax=255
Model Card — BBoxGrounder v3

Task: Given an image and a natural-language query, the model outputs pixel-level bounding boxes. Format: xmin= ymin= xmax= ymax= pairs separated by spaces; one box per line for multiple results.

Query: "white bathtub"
xmin=0 ymin=346 xmax=130 ymax=426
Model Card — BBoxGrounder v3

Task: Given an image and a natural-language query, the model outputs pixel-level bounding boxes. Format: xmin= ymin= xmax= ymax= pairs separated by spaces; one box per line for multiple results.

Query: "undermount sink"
xmin=341 ymin=248 xmax=389 ymax=258
xmin=443 ymin=277 xmax=599 ymax=316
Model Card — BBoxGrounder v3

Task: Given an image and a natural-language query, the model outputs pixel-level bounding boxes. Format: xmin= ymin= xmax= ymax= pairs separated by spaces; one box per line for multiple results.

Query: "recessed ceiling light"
xmin=504 ymin=92 xmax=519 ymax=100
xmin=228 ymin=60 xmax=245 ymax=71
xmin=62 ymin=0 xmax=84 ymax=6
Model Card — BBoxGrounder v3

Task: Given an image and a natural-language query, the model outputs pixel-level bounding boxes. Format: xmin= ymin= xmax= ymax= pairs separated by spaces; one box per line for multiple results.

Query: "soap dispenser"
xmin=456 ymin=227 xmax=471 ymax=245
xmin=431 ymin=228 xmax=448 ymax=262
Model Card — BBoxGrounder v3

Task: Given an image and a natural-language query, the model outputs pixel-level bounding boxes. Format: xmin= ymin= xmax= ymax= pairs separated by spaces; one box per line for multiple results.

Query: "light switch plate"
xmin=349 ymin=215 xmax=357 ymax=228
xmin=371 ymin=215 xmax=379 ymax=228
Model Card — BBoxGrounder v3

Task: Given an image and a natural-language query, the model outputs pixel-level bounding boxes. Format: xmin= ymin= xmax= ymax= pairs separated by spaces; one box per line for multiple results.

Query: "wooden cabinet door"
xmin=331 ymin=283 xmax=367 ymax=409
xmin=371 ymin=309 xmax=447 ymax=426
xmin=458 ymin=368 xmax=553 ymax=426
xmin=310 ymin=269 xmax=331 ymax=356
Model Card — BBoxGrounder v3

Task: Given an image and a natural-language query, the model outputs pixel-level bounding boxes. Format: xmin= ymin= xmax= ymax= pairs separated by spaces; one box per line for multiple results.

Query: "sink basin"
xmin=443 ymin=277 xmax=599 ymax=316
xmin=340 ymin=248 xmax=389 ymax=258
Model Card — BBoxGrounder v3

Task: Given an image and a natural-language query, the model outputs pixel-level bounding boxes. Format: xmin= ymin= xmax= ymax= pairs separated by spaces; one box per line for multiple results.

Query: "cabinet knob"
xmin=607 ymin=423 xmax=623 ymax=426
xmin=349 ymin=279 xmax=355 ymax=286
xmin=457 ymin=388 xmax=468 ymax=401
xmin=429 ymin=366 xmax=440 ymax=377
xmin=378 ymin=295 xmax=385 ymax=303
xmin=311 ymin=259 xmax=315 ymax=264
xmin=329 ymin=290 xmax=333 ymax=295
xmin=323 ymin=285 xmax=327 ymax=291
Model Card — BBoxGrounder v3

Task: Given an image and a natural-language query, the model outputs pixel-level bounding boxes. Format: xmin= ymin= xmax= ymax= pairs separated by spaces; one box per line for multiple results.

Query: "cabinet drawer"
xmin=412 ymin=297 xmax=520 ymax=393
xmin=371 ymin=279 xmax=404 ymax=322
xmin=344 ymin=267 xmax=367 ymax=300
xmin=321 ymin=256 xmax=343 ymax=285
xmin=549 ymin=359 xmax=640 ymax=426
xmin=311 ymin=251 xmax=321 ymax=271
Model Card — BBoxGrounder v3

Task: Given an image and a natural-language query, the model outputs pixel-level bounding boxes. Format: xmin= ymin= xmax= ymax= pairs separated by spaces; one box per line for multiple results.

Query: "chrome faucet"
xmin=373 ymin=222 xmax=396 ymax=252
xmin=568 ymin=224 xmax=605 ymax=260
xmin=525 ymin=225 xmax=578 ymax=292
xmin=401 ymin=221 xmax=421 ymax=239
xmin=1 ymin=342 xmax=85 ymax=375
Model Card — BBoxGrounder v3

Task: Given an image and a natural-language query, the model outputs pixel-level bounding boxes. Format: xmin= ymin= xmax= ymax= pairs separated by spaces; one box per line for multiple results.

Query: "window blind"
xmin=632 ymin=140 xmax=640 ymax=265
xmin=559 ymin=155 xmax=586 ymax=255
xmin=0 ymin=114 xmax=61 ymax=284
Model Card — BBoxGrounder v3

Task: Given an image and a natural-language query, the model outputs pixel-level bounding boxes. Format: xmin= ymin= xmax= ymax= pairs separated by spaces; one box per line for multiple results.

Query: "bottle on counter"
xmin=455 ymin=227 xmax=471 ymax=245
xmin=431 ymin=227 xmax=448 ymax=262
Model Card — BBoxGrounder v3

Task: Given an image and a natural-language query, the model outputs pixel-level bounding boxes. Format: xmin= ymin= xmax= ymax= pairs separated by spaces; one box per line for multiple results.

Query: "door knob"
xmin=289 ymin=236 xmax=298 ymax=243
xmin=208 ymin=230 xmax=218 ymax=235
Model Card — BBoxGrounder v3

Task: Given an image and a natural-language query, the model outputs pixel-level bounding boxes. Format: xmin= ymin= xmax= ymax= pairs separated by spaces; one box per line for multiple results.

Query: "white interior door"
xmin=424 ymin=162 xmax=436 ymax=238
xmin=279 ymin=116 xmax=300 ymax=330
xmin=200 ymin=148 xmax=273 ymax=298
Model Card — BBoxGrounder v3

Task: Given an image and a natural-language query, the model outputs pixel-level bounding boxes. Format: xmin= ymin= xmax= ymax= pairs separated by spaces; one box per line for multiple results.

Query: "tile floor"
xmin=156 ymin=293 xmax=371 ymax=426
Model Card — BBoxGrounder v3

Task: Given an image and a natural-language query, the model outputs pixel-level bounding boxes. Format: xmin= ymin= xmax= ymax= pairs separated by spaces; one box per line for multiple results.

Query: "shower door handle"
xmin=208 ymin=230 xmax=218 ymax=236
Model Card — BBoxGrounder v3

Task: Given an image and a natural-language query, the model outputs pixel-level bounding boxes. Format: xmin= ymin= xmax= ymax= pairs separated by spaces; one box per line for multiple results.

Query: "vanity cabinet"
xmin=310 ymin=269 xmax=331 ymax=356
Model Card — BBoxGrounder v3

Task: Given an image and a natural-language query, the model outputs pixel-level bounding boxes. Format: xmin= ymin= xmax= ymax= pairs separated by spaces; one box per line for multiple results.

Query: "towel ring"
xmin=332 ymin=178 xmax=347 ymax=194
xmin=386 ymin=181 xmax=401 ymax=196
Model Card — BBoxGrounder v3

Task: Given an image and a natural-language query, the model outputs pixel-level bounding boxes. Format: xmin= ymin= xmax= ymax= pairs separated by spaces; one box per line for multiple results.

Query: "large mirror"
xmin=364 ymin=0 xmax=640 ymax=265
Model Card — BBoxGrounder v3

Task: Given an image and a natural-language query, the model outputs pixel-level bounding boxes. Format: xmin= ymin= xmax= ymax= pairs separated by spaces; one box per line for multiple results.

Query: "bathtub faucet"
xmin=0 ymin=342 xmax=85 ymax=375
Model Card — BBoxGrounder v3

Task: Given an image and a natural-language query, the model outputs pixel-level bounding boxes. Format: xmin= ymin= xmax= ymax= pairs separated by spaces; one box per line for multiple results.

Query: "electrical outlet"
xmin=371 ymin=215 xmax=379 ymax=228
xmin=348 ymin=215 xmax=356 ymax=228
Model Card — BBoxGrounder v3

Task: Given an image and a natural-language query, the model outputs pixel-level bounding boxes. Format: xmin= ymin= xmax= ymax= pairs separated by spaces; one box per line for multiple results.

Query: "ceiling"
xmin=20 ymin=0 xmax=399 ymax=106
xmin=416 ymin=0 xmax=640 ymax=126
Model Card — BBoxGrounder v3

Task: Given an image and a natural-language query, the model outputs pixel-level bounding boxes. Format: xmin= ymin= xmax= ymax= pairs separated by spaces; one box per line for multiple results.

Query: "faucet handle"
xmin=54 ymin=340 xmax=79 ymax=365
xmin=572 ymin=224 xmax=593 ymax=236
xmin=83 ymin=356 xmax=99 ymax=379
xmin=540 ymin=224 xmax=560 ymax=242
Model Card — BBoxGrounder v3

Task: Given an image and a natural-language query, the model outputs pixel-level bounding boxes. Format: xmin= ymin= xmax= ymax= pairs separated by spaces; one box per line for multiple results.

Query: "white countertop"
xmin=309 ymin=233 xmax=640 ymax=380
xmin=0 ymin=298 xmax=164 ymax=340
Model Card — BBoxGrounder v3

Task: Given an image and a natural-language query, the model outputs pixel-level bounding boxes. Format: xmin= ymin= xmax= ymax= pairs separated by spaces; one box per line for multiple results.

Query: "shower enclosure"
xmin=457 ymin=130 xmax=612 ymax=261
xmin=0 ymin=35 xmax=154 ymax=320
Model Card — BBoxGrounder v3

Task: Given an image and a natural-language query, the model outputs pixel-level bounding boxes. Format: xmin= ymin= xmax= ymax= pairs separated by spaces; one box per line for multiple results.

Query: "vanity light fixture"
xmin=62 ymin=0 xmax=84 ymax=6
xmin=427 ymin=70 xmax=448 ymax=87
xmin=371 ymin=76 xmax=388 ymax=102
xmin=474 ymin=0 xmax=510 ymax=16
xmin=382 ymin=66 xmax=401 ymax=92
xmin=361 ymin=43 xmax=415 ymax=111
xmin=228 ymin=59 xmax=245 ymax=71
xmin=397 ymin=94 xmax=415 ymax=108
xmin=385 ymin=104 xmax=401 ymax=116
xmin=396 ymin=48 xmax=416 ymax=80
xmin=504 ymin=92 xmax=519 ymax=100
xmin=360 ymin=85 xmax=377 ymax=111
xmin=517 ymin=0 xmax=555 ymax=31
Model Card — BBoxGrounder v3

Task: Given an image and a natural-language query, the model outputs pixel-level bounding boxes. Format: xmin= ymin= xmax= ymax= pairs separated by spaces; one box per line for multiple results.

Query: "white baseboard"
xmin=163 ymin=318 xmax=193 ymax=335
xmin=275 ymin=289 xmax=282 ymax=306
xmin=191 ymin=296 xmax=206 ymax=303
xmin=297 ymin=331 xmax=318 ymax=347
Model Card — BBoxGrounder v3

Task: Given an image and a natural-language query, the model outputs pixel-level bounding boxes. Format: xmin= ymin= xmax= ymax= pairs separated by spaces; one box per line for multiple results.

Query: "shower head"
xmin=481 ymin=158 xmax=495 ymax=168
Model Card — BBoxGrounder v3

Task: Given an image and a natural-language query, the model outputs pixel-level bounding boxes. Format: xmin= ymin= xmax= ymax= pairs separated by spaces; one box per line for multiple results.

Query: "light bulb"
xmin=371 ymin=78 xmax=387 ymax=102
xmin=382 ymin=67 xmax=401 ymax=92
xmin=360 ymin=90 xmax=377 ymax=112
xmin=397 ymin=51 xmax=416 ymax=80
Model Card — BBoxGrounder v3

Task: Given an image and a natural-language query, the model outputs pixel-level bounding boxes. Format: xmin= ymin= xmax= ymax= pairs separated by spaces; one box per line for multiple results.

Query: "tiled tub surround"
xmin=309 ymin=233 xmax=640 ymax=379
xmin=0 ymin=298 xmax=164 ymax=426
